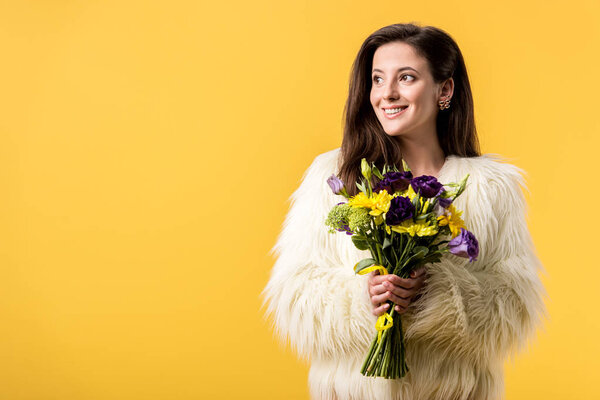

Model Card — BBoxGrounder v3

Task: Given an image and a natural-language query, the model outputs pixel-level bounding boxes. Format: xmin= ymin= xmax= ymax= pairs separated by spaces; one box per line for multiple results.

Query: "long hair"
xmin=339 ymin=23 xmax=481 ymax=195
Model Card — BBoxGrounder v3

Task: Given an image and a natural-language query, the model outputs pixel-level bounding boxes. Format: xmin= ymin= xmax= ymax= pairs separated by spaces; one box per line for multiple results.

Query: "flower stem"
xmin=365 ymin=305 xmax=396 ymax=374
xmin=360 ymin=334 xmax=378 ymax=374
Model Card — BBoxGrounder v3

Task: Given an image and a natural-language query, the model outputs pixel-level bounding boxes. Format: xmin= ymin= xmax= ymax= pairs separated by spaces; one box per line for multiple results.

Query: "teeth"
xmin=384 ymin=106 xmax=407 ymax=114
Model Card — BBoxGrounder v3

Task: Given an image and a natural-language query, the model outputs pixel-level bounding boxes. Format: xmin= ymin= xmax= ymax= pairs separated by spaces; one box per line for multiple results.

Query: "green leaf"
xmin=372 ymin=164 xmax=384 ymax=180
xmin=455 ymin=174 xmax=470 ymax=198
xmin=356 ymin=180 xmax=367 ymax=194
xmin=382 ymin=237 xmax=392 ymax=250
xmin=422 ymin=253 xmax=443 ymax=264
xmin=354 ymin=258 xmax=377 ymax=274
xmin=415 ymin=212 xmax=434 ymax=221
xmin=351 ymin=235 xmax=370 ymax=250
xmin=412 ymin=246 xmax=429 ymax=256
xmin=405 ymin=250 xmax=444 ymax=275
xmin=400 ymin=246 xmax=429 ymax=270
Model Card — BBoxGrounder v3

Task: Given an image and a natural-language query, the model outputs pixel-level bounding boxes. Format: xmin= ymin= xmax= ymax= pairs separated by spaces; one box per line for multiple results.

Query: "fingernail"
xmin=384 ymin=304 xmax=389 ymax=309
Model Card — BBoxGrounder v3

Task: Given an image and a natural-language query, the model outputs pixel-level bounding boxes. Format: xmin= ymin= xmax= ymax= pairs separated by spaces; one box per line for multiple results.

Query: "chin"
xmin=381 ymin=126 xmax=407 ymax=137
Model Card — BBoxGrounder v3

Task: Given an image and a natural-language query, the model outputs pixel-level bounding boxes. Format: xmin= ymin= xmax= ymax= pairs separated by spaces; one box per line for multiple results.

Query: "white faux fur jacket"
xmin=263 ymin=148 xmax=547 ymax=400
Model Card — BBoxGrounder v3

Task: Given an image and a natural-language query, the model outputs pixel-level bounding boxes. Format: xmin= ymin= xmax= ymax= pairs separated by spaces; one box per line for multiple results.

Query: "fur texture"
xmin=262 ymin=148 xmax=548 ymax=400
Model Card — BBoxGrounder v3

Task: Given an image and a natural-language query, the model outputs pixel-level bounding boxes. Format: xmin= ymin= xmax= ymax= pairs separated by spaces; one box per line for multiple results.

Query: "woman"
xmin=262 ymin=23 xmax=546 ymax=400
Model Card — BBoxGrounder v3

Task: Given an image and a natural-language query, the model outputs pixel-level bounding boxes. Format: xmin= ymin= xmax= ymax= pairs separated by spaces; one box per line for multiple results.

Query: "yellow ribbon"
xmin=356 ymin=264 xmax=394 ymax=342
xmin=357 ymin=265 xmax=388 ymax=276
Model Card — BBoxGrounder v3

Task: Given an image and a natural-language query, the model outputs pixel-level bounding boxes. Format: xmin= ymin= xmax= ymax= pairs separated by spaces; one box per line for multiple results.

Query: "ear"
xmin=439 ymin=77 xmax=454 ymax=99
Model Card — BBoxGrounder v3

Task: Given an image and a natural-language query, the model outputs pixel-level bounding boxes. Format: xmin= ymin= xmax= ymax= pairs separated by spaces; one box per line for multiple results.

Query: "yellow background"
xmin=0 ymin=1 xmax=598 ymax=399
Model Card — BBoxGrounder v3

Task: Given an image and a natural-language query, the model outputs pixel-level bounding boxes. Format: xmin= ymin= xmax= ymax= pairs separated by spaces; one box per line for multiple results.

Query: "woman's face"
xmin=370 ymin=41 xmax=444 ymax=138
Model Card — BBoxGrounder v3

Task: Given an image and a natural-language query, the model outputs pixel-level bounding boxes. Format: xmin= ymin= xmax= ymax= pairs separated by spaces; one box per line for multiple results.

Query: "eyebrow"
xmin=372 ymin=67 xmax=418 ymax=74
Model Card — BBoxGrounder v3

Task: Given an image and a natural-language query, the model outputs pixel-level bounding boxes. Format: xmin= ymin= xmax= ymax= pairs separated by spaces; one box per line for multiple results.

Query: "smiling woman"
xmin=263 ymin=23 xmax=546 ymax=400
xmin=339 ymin=24 xmax=479 ymax=190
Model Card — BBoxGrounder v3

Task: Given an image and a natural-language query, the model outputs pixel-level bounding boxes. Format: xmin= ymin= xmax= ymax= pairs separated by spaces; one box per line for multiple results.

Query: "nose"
xmin=383 ymin=79 xmax=399 ymax=101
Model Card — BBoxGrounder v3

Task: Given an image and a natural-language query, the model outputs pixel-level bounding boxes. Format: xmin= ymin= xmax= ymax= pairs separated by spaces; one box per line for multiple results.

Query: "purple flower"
xmin=410 ymin=175 xmax=444 ymax=198
xmin=448 ymin=228 xmax=479 ymax=262
xmin=437 ymin=188 xmax=453 ymax=208
xmin=336 ymin=224 xmax=353 ymax=235
xmin=385 ymin=196 xmax=415 ymax=225
xmin=374 ymin=171 xmax=413 ymax=193
xmin=438 ymin=197 xmax=452 ymax=208
xmin=327 ymin=174 xmax=344 ymax=195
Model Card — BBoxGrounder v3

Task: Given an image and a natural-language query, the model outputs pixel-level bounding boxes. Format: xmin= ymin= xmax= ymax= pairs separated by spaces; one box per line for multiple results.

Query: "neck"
xmin=393 ymin=131 xmax=446 ymax=178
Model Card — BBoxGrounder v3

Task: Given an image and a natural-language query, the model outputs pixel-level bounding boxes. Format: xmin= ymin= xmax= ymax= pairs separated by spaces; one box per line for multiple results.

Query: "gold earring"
xmin=438 ymin=96 xmax=451 ymax=110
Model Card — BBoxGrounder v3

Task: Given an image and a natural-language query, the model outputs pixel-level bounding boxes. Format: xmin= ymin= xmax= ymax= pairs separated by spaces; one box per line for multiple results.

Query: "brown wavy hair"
xmin=339 ymin=23 xmax=481 ymax=196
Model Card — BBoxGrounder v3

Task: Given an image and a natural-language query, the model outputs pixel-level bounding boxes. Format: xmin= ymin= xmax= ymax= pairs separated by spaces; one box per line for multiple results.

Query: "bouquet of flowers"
xmin=325 ymin=158 xmax=479 ymax=379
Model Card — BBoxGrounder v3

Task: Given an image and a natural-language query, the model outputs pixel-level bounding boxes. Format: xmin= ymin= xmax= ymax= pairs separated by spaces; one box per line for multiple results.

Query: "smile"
xmin=382 ymin=106 xmax=408 ymax=119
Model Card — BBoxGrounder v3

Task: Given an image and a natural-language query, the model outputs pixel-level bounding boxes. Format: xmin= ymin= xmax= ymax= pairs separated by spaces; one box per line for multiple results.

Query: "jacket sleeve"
xmin=403 ymin=162 xmax=548 ymax=362
xmin=261 ymin=151 xmax=376 ymax=361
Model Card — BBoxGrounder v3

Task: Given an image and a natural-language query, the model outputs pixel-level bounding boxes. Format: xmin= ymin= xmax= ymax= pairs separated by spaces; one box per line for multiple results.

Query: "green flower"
xmin=325 ymin=203 xmax=372 ymax=235
xmin=325 ymin=203 xmax=352 ymax=234
xmin=347 ymin=207 xmax=371 ymax=233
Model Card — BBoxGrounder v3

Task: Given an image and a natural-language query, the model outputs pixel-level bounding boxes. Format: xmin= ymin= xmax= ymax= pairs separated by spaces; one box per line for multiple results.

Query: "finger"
xmin=401 ymin=287 xmax=419 ymax=299
xmin=369 ymin=282 xmax=387 ymax=297
xmin=388 ymin=275 xmax=417 ymax=289
xmin=368 ymin=273 xmax=388 ymax=286
xmin=369 ymin=270 xmax=388 ymax=278
xmin=394 ymin=294 xmax=419 ymax=313
xmin=410 ymin=274 xmax=428 ymax=291
xmin=410 ymin=266 xmax=427 ymax=278
xmin=371 ymin=292 xmax=390 ymax=306
xmin=373 ymin=291 xmax=411 ymax=308
xmin=394 ymin=303 xmax=409 ymax=314
xmin=372 ymin=302 xmax=390 ymax=317
xmin=382 ymin=281 xmax=411 ymax=299
xmin=385 ymin=274 xmax=419 ymax=289
xmin=387 ymin=292 xmax=411 ymax=308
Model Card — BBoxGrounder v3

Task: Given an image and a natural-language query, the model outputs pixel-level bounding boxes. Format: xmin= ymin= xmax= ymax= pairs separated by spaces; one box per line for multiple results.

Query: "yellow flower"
xmin=348 ymin=190 xmax=392 ymax=217
xmin=399 ymin=185 xmax=431 ymax=211
xmin=436 ymin=204 xmax=466 ymax=238
xmin=348 ymin=192 xmax=371 ymax=208
xmin=403 ymin=185 xmax=417 ymax=200
xmin=390 ymin=219 xmax=438 ymax=237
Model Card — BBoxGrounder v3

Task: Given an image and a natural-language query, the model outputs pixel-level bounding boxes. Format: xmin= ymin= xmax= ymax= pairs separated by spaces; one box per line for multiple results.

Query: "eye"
xmin=400 ymin=74 xmax=415 ymax=82
xmin=372 ymin=75 xmax=383 ymax=84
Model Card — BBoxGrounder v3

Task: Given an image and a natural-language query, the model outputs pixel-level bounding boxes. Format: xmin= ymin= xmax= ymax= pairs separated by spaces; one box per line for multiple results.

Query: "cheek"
xmin=407 ymin=84 xmax=430 ymax=104
xmin=370 ymin=89 xmax=377 ymax=106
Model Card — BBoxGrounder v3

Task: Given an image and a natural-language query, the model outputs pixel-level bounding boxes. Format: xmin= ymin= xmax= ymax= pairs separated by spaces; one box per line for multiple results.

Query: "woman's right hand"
xmin=367 ymin=267 xmax=428 ymax=316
